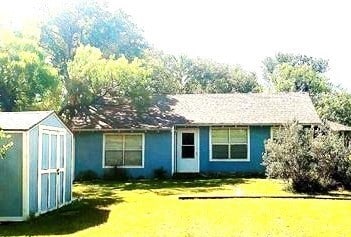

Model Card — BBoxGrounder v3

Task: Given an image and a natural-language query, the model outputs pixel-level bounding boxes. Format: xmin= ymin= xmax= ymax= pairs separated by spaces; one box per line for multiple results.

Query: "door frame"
xmin=175 ymin=128 xmax=200 ymax=173
xmin=37 ymin=125 xmax=66 ymax=214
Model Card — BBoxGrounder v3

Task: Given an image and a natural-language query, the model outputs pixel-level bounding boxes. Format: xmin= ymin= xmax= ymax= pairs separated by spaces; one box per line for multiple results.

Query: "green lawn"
xmin=1 ymin=178 xmax=351 ymax=237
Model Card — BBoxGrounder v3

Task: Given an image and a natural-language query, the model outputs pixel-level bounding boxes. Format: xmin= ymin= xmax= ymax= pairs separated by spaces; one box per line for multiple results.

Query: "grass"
xmin=1 ymin=178 xmax=351 ymax=236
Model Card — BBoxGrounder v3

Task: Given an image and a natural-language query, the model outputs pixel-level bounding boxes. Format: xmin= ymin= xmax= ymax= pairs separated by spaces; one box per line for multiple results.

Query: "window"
xmin=271 ymin=127 xmax=281 ymax=139
xmin=211 ymin=128 xmax=249 ymax=160
xmin=104 ymin=134 xmax=143 ymax=168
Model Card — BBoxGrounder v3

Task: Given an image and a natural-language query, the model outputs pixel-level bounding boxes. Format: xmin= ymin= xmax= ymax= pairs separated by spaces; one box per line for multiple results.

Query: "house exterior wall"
xmin=75 ymin=131 xmax=173 ymax=178
xmin=75 ymin=126 xmax=271 ymax=178
xmin=0 ymin=133 xmax=23 ymax=218
xmin=199 ymin=126 xmax=270 ymax=173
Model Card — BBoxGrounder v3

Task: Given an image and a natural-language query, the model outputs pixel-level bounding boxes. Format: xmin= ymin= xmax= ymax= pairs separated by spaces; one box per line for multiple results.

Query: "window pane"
xmin=271 ymin=127 xmax=280 ymax=139
xmin=182 ymin=146 xmax=195 ymax=159
xmin=182 ymin=133 xmax=194 ymax=145
xmin=230 ymin=129 xmax=247 ymax=144
xmin=41 ymin=133 xmax=49 ymax=169
xmin=105 ymin=151 xmax=123 ymax=166
xmin=125 ymin=135 xmax=142 ymax=149
xmin=105 ymin=135 xmax=123 ymax=150
xmin=50 ymin=134 xmax=57 ymax=169
xmin=212 ymin=129 xmax=229 ymax=143
xmin=212 ymin=145 xmax=229 ymax=159
xmin=125 ymin=151 xmax=142 ymax=166
xmin=230 ymin=144 xmax=247 ymax=159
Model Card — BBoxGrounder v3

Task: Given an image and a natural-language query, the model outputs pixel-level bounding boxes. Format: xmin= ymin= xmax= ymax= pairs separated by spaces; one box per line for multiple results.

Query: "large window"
xmin=211 ymin=128 xmax=249 ymax=161
xmin=104 ymin=134 xmax=144 ymax=168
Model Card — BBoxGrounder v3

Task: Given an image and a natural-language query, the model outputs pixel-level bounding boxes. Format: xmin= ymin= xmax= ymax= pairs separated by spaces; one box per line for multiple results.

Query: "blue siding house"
xmin=73 ymin=93 xmax=321 ymax=178
xmin=0 ymin=111 xmax=74 ymax=222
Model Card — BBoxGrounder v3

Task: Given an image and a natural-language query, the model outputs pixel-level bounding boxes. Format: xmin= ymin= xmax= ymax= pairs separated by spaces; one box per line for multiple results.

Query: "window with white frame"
xmin=104 ymin=134 xmax=143 ymax=167
xmin=211 ymin=128 xmax=248 ymax=160
xmin=271 ymin=126 xmax=281 ymax=139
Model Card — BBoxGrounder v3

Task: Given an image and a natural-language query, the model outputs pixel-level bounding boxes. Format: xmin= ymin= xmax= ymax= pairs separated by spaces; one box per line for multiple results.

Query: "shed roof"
xmin=0 ymin=111 xmax=54 ymax=131
xmin=72 ymin=92 xmax=321 ymax=131
xmin=327 ymin=121 xmax=351 ymax=132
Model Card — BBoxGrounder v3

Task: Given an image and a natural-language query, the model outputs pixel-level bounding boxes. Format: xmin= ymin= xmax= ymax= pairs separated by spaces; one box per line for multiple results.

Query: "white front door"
xmin=176 ymin=128 xmax=199 ymax=173
xmin=38 ymin=126 xmax=66 ymax=213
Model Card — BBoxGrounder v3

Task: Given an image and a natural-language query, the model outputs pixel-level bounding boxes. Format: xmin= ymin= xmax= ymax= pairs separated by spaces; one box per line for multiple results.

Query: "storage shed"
xmin=0 ymin=111 xmax=74 ymax=221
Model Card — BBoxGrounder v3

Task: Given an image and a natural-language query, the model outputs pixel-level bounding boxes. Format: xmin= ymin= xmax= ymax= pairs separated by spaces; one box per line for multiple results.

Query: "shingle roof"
xmin=72 ymin=92 xmax=321 ymax=131
xmin=327 ymin=121 xmax=351 ymax=132
xmin=0 ymin=111 xmax=53 ymax=131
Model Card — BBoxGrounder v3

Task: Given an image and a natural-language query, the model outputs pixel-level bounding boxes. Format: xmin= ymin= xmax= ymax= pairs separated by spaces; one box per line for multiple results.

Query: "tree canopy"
xmin=0 ymin=31 xmax=61 ymax=111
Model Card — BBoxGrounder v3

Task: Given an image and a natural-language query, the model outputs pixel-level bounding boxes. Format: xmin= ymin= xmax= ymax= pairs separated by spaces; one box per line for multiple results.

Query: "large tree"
xmin=144 ymin=50 xmax=261 ymax=94
xmin=263 ymin=53 xmax=332 ymax=95
xmin=315 ymin=91 xmax=351 ymax=126
xmin=62 ymin=45 xmax=152 ymax=121
xmin=40 ymin=0 xmax=147 ymax=80
xmin=0 ymin=31 xmax=61 ymax=111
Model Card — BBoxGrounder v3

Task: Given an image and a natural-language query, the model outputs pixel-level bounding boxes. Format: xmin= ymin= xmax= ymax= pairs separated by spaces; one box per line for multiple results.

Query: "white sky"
xmin=1 ymin=0 xmax=350 ymax=91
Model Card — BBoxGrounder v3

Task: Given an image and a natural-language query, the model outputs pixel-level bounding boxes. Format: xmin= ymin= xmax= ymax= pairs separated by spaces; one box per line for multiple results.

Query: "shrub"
xmin=153 ymin=167 xmax=168 ymax=179
xmin=263 ymin=122 xmax=351 ymax=193
xmin=75 ymin=170 xmax=99 ymax=181
xmin=103 ymin=166 xmax=129 ymax=180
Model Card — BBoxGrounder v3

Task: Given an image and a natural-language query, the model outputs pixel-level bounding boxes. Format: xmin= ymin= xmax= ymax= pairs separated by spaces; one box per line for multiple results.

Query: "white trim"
xmin=22 ymin=131 xmax=30 ymax=219
xmin=171 ymin=126 xmax=175 ymax=175
xmin=71 ymin=134 xmax=75 ymax=201
xmin=102 ymin=133 xmax=145 ymax=169
xmin=0 ymin=216 xmax=27 ymax=222
xmin=209 ymin=127 xmax=250 ymax=162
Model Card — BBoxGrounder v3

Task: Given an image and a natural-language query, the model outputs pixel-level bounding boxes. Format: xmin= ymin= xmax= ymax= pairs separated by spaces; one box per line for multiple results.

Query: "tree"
xmin=270 ymin=63 xmax=331 ymax=96
xmin=62 ymin=45 xmax=152 ymax=121
xmin=263 ymin=53 xmax=329 ymax=77
xmin=315 ymin=91 xmax=351 ymax=126
xmin=0 ymin=31 xmax=61 ymax=111
xmin=0 ymin=130 xmax=13 ymax=159
xmin=144 ymin=50 xmax=261 ymax=94
xmin=40 ymin=0 xmax=147 ymax=80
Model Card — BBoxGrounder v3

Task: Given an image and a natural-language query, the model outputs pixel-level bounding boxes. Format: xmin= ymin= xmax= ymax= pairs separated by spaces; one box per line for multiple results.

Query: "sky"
xmin=0 ymin=0 xmax=350 ymax=91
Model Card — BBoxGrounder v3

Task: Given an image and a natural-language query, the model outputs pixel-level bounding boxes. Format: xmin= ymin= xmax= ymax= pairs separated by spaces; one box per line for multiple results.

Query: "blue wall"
xmin=75 ymin=131 xmax=173 ymax=178
xmin=199 ymin=126 xmax=271 ymax=173
xmin=0 ymin=133 xmax=23 ymax=217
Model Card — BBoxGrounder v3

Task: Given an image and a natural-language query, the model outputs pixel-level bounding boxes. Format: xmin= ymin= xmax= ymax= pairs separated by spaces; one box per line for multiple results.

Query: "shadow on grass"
xmin=90 ymin=177 xmax=247 ymax=195
xmin=0 ymin=189 xmax=123 ymax=236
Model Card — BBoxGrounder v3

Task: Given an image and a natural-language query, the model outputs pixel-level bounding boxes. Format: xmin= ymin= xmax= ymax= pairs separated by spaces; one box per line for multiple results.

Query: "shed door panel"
xmin=39 ymin=128 xmax=66 ymax=214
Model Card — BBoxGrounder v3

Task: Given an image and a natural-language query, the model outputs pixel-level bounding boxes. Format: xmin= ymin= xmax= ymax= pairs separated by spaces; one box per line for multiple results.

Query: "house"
xmin=73 ymin=92 xmax=321 ymax=178
xmin=0 ymin=111 xmax=74 ymax=222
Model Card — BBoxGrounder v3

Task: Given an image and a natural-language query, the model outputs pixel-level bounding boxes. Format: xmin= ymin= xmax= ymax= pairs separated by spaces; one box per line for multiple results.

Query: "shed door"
xmin=38 ymin=127 xmax=66 ymax=213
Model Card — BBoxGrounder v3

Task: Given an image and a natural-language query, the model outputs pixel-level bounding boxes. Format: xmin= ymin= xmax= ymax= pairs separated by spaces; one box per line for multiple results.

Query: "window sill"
xmin=209 ymin=159 xmax=250 ymax=162
xmin=103 ymin=165 xmax=144 ymax=169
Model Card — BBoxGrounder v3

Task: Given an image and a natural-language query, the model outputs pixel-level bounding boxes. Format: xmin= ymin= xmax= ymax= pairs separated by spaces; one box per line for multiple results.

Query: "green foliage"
xmin=0 ymin=31 xmax=62 ymax=111
xmin=75 ymin=170 xmax=99 ymax=181
xmin=263 ymin=122 xmax=351 ymax=193
xmin=0 ymin=130 xmax=13 ymax=159
xmin=144 ymin=50 xmax=261 ymax=94
xmin=40 ymin=0 xmax=147 ymax=75
xmin=153 ymin=167 xmax=168 ymax=179
xmin=263 ymin=53 xmax=329 ymax=77
xmin=270 ymin=63 xmax=331 ymax=96
xmin=62 ymin=45 xmax=152 ymax=120
xmin=315 ymin=91 xmax=351 ymax=126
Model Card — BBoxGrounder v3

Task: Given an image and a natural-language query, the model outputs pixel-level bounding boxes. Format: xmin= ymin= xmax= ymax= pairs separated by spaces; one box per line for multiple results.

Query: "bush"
xmin=75 ymin=170 xmax=99 ymax=181
xmin=153 ymin=167 xmax=168 ymax=179
xmin=263 ymin=122 xmax=351 ymax=193
xmin=103 ymin=166 xmax=129 ymax=180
